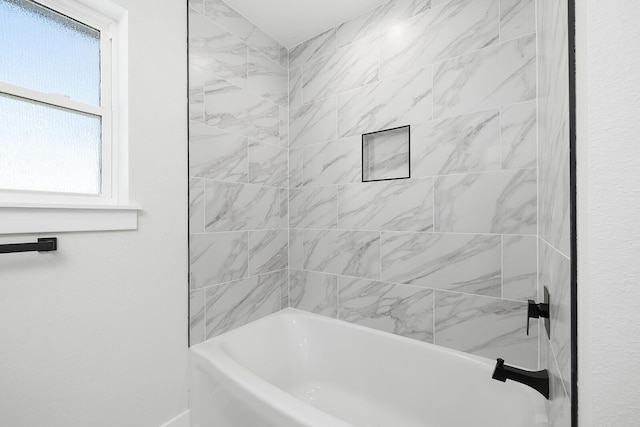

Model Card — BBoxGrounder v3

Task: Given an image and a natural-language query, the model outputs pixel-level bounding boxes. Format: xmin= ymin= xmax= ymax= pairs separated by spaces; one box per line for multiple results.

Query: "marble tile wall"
xmin=188 ymin=1 xmax=289 ymax=345
xmin=537 ymin=0 xmax=572 ymax=425
xmin=287 ymin=0 xmax=539 ymax=369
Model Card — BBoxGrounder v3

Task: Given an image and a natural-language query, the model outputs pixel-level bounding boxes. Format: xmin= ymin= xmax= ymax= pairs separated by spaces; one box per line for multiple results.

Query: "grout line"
xmin=285 ymin=267 xmax=531 ymax=304
xmin=432 ymin=290 xmax=436 ymax=344
xmin=500 ymin=234 xmax=504 ymax=298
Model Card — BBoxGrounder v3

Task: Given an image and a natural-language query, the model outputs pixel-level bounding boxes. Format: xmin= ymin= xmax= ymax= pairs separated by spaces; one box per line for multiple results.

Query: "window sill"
xmin=0 ymin=203 xmax=140 ymax=234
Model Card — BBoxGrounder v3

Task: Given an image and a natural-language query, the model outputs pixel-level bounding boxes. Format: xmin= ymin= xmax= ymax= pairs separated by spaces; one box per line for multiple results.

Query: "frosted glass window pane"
xmin=0 ymin=93 xmax=102 ymax=194
xmin=0 ymin=0 xmax=101 ymax=106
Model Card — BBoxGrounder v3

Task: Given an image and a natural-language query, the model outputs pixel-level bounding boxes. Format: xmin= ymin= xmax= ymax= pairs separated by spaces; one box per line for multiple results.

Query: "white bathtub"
xmin=190 ymin=308 xmax=549 ymax=427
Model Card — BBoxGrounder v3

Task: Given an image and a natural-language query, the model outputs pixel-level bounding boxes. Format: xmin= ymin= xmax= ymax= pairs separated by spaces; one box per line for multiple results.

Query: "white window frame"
xmin=0 ymin=0 xmax=138 ymax=234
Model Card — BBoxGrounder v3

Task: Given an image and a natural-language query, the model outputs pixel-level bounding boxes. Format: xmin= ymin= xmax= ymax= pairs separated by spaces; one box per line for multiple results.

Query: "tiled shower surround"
xmin=537 ymin=0 xmax=572 ymax=425
xmin=189 ymin=0 xmax=547 ymax=374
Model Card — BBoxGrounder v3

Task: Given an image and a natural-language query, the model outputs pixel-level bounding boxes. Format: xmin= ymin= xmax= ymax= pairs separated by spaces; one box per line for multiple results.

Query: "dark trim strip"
xmin=568 ymin=0 xmax=579 ymax=426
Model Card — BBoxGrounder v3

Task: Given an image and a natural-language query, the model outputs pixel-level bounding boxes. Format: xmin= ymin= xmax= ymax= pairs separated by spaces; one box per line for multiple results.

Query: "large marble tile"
xmin=338 ymin=178 xmax=434 ymax=232
xmin=503 ymin=235 xmax=537 ymax=301
xmin=189 ymin=0 xmax=203 ymax=14
xmin=339 ymin=277 xmax=434 ymax=342
xmin=279 ymin=188 xmax=288 ymax=229
xmin=205 ymin=271 xmax=283 ymax=339
xmin=539 ymin=239 xmax=571 ymax=394
xmin=500 ymin=0 xmax=535 ymax=42
xmin=189 ymin=122 xmax=248 ymax=182
xmin=289 ymin=229 xmax=305 ymax=270
xmin=289 ymin=269 xmax=338 ymax=318
xmin=411 ymin=109 xmax=500 ymax=177
xmin=501 ymin=100 xmax=537 ymax=169
xmin=433 ymin=34 xmax=536 ymax=118
xmin=189 ymin=64 xmax=205 ymax=122
xmin=338 ymin=67 xmax=433 ymax=137
xmin=289 ymin=28 xmax=336 ymax=69
xmin=189 ymin=289 xmax=206 ymax=346
xmin=434 ymin=168 xmax=537 ymax=234
xmin=248 ymin=140 xmax=287 ymax=187
xmin=189 ymin=178 xmax=205 ymax=234
xmin=190 ymin=231 xmax=248 ymax=289
xmin=279 ymin=106 xmax=289 ymax=148
xmin=290 ymin=97 xmax=337 ymax=148
xmin=247 ymin=47 xmax=288 ymax=107
xmin=302 ymin=36 xmax=379 ymax=103
xmin=381 ymin=0 xmax=499 ymax=78
xmin=304 ymin=229 xmax=381 ymax=279
xmin=381 ymin=232 xmax=501 ymax=296
xmin=434 ymin=291 xmax=537 ymax=369
xmin=203 ymin=0 xmax=282 ymax=63
xmin=204 ymin=181 xmax=280 ymax=231
xmin=302 ymin=137 xmax=361 ymax=186
xmin=336 ymin=0 xmax=432 ymax=48
xmin=280 ymin=270 xmax=289 ymax=308
xmin=204 ymin=76 xmax=279 ymax=145
xmin=541 ymin=333 xmax=572 ymax=426
xmin=289 ymin=148 xmax=304 ymax=188
xmin=249 ymin=229 xmax=288 ymax=276
xmin=289 ymin=186 xmax=338 ymax=229
xmin=289 ymin=66 xmax=303 ymax=110
xmin=189 ymin=9 xmax=247 ymax=88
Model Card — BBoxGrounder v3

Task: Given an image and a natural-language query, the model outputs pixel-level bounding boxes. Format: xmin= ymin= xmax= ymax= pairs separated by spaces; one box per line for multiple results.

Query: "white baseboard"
xmin=160 ymin=410 xmax=190 ymax=427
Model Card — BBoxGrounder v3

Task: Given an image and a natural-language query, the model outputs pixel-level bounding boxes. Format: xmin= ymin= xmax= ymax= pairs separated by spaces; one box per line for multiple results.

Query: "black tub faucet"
xmin=492 ymin=358 xmax=549 ymax=399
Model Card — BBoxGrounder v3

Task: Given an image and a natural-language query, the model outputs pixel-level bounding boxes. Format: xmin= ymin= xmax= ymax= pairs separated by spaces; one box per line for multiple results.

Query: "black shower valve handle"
xmin=526 ymin=300 xmax=550 ymax=336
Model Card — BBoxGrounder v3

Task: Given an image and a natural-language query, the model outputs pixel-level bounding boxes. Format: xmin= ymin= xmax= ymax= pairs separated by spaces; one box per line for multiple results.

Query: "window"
xmin=0 ymin=0 xmax=137 ymax=233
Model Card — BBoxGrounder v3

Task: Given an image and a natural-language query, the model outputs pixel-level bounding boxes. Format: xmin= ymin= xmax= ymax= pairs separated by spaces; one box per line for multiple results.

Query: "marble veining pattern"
xmin=289 ymin=229 xmax=304 ymax=270
xmin=339 ymin=277 xmax=434 ymax=342
xmin=503 ymin=235 xmax=537 ymax=301
xmin=248 ymin=140 xmax=287 ymax=187
xmin=338 ymin=67 xmax=433 ymax=137
xmin=247 ymin=47 xmax=288 ymax=107
xmin=302 ymin=36 xmax=379 ymax=103
xmin=500 ymin=0 xmax=535 ymax=42
xmin=189 ymin=9 xmax=247 ymax=88
xmin=289 ymin=148 xmax=304 ymax=188
xmin=189 ymin=64 xmax=205 ymax=122
xmin=203 ymin=0 xmax=282 ymax=63
xmin=338 ymin=179 xmax=434 ymax=232
xmin=189 ymin=178 xmax=205 ymax=234
xmin=289 ymin=28 xmax=336 ymax=69
xmin=290 ymin=97 xmax=337 ymax=148
xmin=381 ymin=232 xmax=501 ymax=296
xmin=249 ymin=229 xmax=288 ymax=276
xmin=501 ymin=100 xmax=537 ymax=169
xmin=434 ymin=290 xmax=538 ymax=369
xmin=289 ymin=66 xmax=303 ymax=110
xmin=289 ymin=269 xmax=338 ymax=318
xmin=204 ymin=181 xmax=280 ymax=231
xmin=205 ymin=76 xmax=280 ymax=145
xmin=304 ymin=229 xmax=381 ymax=279
xmin=434 ymin=168 xmax=537 ymax=234
xmin=289 ymin=186 xmax=338 ymax=229
xmin=189 ymin=122 xmax=248 ymax=182
xmin=205 ymin=271 xmax=283 ymax=339
xmin=190 ymin=232 xmax=248 ymax=289
xmin=433 ymin=34 xmax=536 ymax=118
xmin=189 ymin=289 xmax=205 ymax=346
xmin=302 ymin=137 xmax=361 ymax=187
xmin=336 ymin=0 xmax=432 ymax=48
xmin=411 ymin=109 xmax=501 ymax=177
xmin=381 ymin=0 xmax=499 ymax=78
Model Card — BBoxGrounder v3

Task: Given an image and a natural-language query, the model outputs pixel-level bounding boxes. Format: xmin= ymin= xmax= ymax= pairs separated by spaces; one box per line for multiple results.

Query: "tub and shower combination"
xmin=190 ymin=309 xmax=548 ymax=427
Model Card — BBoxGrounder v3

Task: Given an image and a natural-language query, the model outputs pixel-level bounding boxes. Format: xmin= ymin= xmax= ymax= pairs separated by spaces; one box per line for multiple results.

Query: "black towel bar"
xmin=0 ymin=238 xmax=57 ymax=254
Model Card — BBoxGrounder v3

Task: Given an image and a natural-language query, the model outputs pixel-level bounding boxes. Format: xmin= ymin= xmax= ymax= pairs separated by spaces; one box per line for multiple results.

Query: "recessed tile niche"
xmin=362 ymin=125 xmax=410 ymax=182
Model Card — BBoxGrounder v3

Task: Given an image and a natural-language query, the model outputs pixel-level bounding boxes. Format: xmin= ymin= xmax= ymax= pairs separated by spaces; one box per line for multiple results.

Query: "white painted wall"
xmin=577 ymin=1 xmax=640 ymax=425
xmin=0 ymin=0 xmax=189 ymax=426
